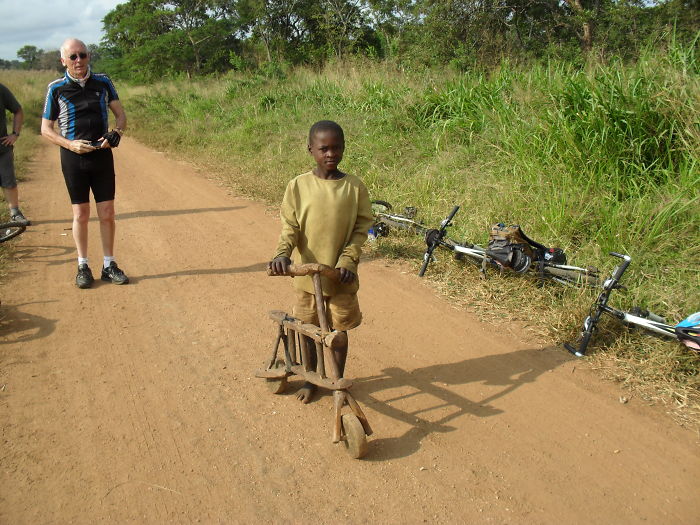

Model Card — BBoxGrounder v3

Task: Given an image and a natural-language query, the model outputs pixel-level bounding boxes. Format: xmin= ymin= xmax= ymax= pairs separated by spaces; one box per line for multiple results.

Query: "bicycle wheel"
xmin=371 ymin=200 xmax=392 ymax=213
xmin=542 ymin=265 xmax=600 ymax=287
xmin=265 ymin=360 xmax=288 ymax=394
xmin=376 ymin=212 xmax=427 ymax=236
xmin=342 ymin=413 xmax=368 ymax=459
xmin=0 ymin=221 xmax=26 ymax=243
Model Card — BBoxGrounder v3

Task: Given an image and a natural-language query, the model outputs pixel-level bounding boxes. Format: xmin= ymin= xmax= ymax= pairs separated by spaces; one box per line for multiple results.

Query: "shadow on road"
xmin=10 ymin=245 xmax=75 ymax=267
xmin=353 ymin=347 xmax=570 ymax=460
xmin=0 ymin=301 xmax=58 ymax=345
xmin=26 ymin=206 xmax=246 ymax=225
xmin=135 ymin=262 xmax=268 ymax=281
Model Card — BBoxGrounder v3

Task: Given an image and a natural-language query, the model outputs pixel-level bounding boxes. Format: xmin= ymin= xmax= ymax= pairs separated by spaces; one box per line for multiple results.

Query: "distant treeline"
xmin=3 ymin=0 xmax=699 ymax=79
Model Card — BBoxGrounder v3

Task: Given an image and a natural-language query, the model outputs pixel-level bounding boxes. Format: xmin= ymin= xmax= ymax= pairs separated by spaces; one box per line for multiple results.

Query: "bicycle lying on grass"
xmin=0 ymin=220 xmax=26 ymax=243
xmin=564 ymin=252 xmax=700 ymax=357
xmin=371 ymin=201 xmax=600 ymax=286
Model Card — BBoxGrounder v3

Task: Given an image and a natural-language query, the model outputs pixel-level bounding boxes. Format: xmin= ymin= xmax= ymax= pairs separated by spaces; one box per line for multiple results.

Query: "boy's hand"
xmin=269 ymin=256 xmax=292 ymax=275
xmin=338 ymin=267 xmax=356 ymax=284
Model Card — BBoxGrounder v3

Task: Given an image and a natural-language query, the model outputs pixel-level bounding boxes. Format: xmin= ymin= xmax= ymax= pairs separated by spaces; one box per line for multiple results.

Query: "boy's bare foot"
xmin=296 ymin=382 xmax=316 ymax=404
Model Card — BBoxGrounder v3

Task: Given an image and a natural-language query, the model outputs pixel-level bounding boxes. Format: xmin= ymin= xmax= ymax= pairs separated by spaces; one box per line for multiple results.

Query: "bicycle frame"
xmin=419 ymin=206 xmax=460 ymax=276
xmin=451 ymin=244 xmax=593 ymax=278
xmin=452 ymin=243 xmax=487 ymax=261
xmin=420 ymin=207 xmax=599 ymax=287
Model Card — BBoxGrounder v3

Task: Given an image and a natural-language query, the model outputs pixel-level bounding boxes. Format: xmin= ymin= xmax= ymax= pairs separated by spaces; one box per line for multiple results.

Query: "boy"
xmin=269 ymin=120 xmax=374 ymax=403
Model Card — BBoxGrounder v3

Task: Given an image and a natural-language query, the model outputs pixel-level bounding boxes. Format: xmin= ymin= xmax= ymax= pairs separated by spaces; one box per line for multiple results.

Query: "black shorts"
xmin=60 ymin=147 xmax=116 ymax=204
xmin=0 ymin=148 xmax=17 ymax=189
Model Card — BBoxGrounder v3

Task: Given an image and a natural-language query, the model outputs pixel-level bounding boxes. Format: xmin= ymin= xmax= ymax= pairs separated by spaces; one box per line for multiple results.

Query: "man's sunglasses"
xmin=68 ymin=52 xmax=88 ymax=61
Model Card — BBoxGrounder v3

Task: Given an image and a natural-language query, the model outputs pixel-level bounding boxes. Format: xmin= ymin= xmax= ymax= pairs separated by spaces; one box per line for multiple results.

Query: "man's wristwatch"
xmin=11 ymin=131 xmax=19 ymax=137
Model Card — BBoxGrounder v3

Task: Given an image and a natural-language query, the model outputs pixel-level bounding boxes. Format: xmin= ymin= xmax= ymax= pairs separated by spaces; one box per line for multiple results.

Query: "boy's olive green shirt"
xmin=273 ymin=171 xmax=373 ymax=296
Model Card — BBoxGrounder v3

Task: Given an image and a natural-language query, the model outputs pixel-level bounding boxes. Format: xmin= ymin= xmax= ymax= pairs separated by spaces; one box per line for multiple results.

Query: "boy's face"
xmin=308 ymin=130 xmax=345 ymax=172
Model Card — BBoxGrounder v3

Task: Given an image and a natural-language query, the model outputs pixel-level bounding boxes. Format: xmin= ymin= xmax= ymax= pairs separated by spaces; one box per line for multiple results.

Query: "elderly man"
xmin=0 ymin=83 xmax=30 ymax=225
xmin=41 ymin=38 xmax=129 ymax=289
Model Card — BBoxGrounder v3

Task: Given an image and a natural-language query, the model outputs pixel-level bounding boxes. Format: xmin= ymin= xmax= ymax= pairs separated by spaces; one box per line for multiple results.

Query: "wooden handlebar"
xmin=267 ymin=263 xmax=340 ymax=280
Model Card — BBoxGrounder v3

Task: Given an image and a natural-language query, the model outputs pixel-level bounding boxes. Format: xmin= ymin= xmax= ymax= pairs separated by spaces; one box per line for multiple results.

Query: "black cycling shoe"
xmin=101 ymin=261 xmax=129 ymax=285
xmin=76 ymin=264 xmax=94 ymax=289
xmin=10 ymin=210 xmax=30 ymax=226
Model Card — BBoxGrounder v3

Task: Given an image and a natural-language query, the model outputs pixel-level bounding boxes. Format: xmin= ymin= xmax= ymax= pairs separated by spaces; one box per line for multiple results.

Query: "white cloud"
xmin=0 ymin=0 xmax=126 ymax=61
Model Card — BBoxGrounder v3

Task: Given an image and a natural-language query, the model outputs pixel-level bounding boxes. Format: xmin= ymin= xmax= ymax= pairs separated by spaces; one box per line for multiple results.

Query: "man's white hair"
xmin=60 ymin=38 xmax=88 ymax=59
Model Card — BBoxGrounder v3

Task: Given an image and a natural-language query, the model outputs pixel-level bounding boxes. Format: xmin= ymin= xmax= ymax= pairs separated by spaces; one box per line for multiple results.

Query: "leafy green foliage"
xmin=7 ymin=0 xmax=694 ymax=78
xmin=16 ymin=45 xmax=40 ymax=68
xmin=100 ymin=0 xmax=246 ymax=80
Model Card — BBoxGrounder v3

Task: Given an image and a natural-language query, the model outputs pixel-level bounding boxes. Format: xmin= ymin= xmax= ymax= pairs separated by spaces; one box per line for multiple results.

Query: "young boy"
xmin=269 ymin=120 xmax=374 ymax=403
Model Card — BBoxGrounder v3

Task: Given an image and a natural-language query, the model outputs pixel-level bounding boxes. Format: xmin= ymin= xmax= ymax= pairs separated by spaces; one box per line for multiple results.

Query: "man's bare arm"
xmin=1 ymin=107 xmax=23 ymax=147
xmin=109 ymin=100 xmax=127 ymax=132
xmin=41 ymin=118 xmax=94 ymax=154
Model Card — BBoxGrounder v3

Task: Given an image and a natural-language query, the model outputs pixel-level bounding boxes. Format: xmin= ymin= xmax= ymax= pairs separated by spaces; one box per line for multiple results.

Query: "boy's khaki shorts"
xmin=293 ymin=290 xmax=362 ymax=331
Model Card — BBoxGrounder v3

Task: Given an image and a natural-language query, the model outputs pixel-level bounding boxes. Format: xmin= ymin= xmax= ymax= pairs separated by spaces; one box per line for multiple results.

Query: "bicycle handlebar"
xmin=564 ymin=330 xmax=594 ymax=357
xmin=565 ymin=251 xmax=633 ymax=356
xmin=442 ymin=205 xmax=460 ymax=227
xmin=608 ymin=252 xmax=631 ymax=285
xmin=419 ymin=205 xmax=460 ymax=277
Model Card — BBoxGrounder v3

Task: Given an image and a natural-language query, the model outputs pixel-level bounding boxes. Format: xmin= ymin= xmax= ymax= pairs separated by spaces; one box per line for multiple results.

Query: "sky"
xmin=0 ymin=0 xmax=126 ymax=61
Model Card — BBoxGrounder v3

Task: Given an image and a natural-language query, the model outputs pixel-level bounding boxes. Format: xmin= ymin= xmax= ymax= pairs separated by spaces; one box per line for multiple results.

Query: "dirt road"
xmin=1 ymin=138 xmax=697 ymax=524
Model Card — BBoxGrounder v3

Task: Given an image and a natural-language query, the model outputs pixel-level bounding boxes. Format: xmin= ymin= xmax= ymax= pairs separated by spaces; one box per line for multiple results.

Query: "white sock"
xmin=104 ymin=255 xmax=115 ymax=269
xmin=78 ymin=257 xmax=88 ymax=266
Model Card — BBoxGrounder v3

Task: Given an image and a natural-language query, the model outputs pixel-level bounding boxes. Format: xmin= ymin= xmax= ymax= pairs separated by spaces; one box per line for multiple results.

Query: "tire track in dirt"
xmin=0 ymin=137 xmax=697 ymax=523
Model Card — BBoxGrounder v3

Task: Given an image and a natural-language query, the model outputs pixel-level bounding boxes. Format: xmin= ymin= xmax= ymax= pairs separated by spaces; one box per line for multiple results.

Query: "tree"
xmin=102 ymin=0 xmax=246 ymax=78
xmin=365 ymin=0 xmax=418 ymax=58
xmin=247 ymin=0 xmax=312 ymax=62
xmin=17 ymin=45 xmax=41 ymax=69
xmin=313 ymin=0 xmax=372 ymax=58
xmin=561 ymin=0 xmax=594 ymax=54
xmin=37 ymin=49 xmax=62 ymax=71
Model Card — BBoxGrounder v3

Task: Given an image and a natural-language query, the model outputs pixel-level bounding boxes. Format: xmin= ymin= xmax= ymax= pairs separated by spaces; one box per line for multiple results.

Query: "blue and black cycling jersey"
xmin=43 ymin=72 xmax=119 ymax=142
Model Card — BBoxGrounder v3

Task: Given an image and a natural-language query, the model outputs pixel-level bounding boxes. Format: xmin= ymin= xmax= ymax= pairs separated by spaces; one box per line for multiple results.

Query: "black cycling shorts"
xmin=60 ymin=147 xmax=116 ymax=204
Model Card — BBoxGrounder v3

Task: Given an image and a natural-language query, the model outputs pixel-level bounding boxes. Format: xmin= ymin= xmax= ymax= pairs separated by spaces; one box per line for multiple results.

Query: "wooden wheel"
xmin=341 ymin=413 xmax=368 ymax=459
xmin=266 ymin=361 xmax=288 ymax=394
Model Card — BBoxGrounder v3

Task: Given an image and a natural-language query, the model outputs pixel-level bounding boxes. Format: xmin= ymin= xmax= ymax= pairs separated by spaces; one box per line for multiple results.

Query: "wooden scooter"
xmin=255 ymin=263 xmax=373 ymax=459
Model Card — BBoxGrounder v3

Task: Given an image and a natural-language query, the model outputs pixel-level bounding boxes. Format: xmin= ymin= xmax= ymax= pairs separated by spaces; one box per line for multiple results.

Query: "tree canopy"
xmin=5 ymin=0 xmax=698 ymax=77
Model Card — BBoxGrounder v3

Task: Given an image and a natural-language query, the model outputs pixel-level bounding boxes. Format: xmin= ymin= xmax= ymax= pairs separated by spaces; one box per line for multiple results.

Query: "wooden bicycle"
xmin=255 ymin=263 xmax=373 ymax=459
